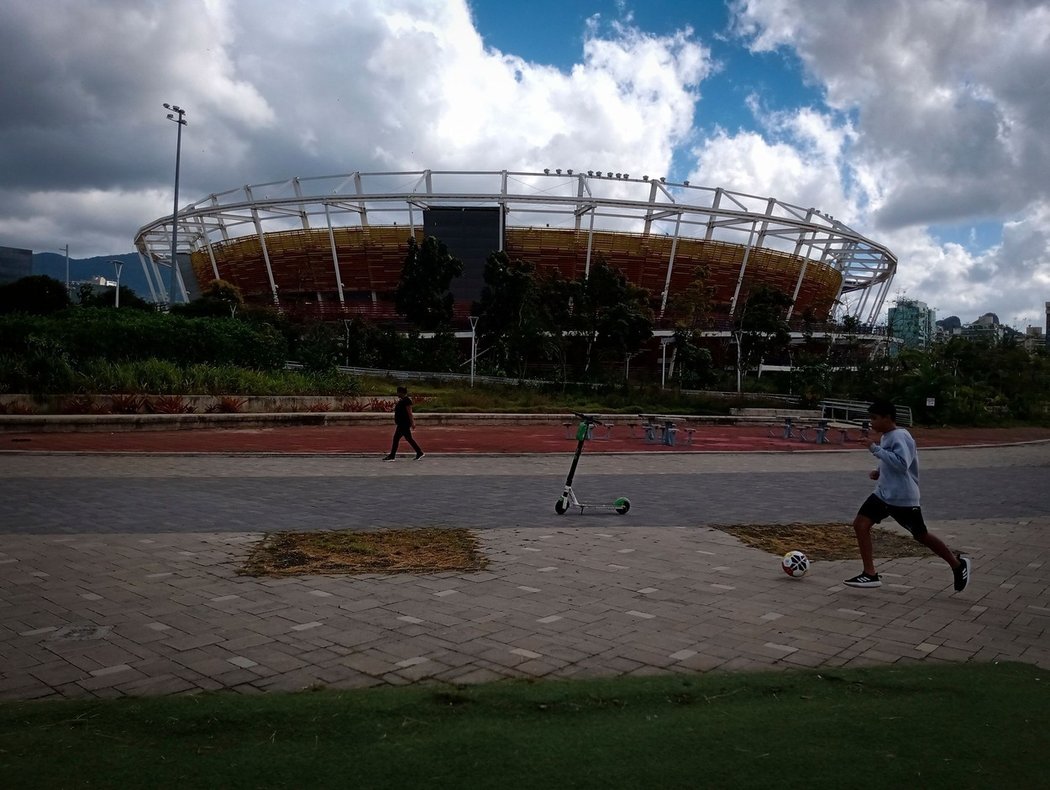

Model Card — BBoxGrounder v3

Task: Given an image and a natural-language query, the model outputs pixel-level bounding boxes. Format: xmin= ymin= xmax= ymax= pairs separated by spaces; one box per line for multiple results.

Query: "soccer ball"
xmin=781 ymin=550 xmax=810 ymax=578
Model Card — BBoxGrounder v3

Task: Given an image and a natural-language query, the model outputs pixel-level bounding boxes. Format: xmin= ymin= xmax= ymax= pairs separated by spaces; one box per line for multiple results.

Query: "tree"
xmin=394 ymin=236 xmax=464 ymax=330
xmin=295 ymin=323 xmax=342 ymax=373
xmin=533 ymin=269 xmax=576 ymax=383
xmin=200 ymin=279 xmax=244 ymax=313
xmin=567 ymin=258 xmax=654 ymax=377
xmin=790 ymin=361 xmax=833 ymax=406
xmin=670 ymin=328 xmax=713 ymax=388
xmin=667 ymin=264 xmax=713 ymax=335
xmin=841 ymin=314 xmax=861 ymax=333
xmin=175 ymin=279 xmax=244 ymax=318
xmin=732 ymin=285 xmax=793 ymax=393
xmin=76 ymin=282 xmax=153 ymax=311
xmin=474 ymin=251 xmax=547 ymax=378
xmin=0 ymin=275 xmax=71 ymax=315
xmin=666 ymin=264 xmax=714 ymax=382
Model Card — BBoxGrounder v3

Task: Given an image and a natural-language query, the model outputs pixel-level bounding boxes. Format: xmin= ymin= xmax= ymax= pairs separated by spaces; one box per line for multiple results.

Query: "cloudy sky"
xmin=1 ymin=0 xmax=1048 ymax=327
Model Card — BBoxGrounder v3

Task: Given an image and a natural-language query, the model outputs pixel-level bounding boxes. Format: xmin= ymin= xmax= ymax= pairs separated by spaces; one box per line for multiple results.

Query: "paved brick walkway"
xmin=1 ymin=436 xmax=1048 ymax=700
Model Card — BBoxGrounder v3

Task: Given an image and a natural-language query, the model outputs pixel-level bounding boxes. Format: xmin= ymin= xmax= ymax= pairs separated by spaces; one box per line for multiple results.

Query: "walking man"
xmin=844 ymin=399 xmax=970 ymax=592
xmin=383 ymin=385 xmax=424 ymax=461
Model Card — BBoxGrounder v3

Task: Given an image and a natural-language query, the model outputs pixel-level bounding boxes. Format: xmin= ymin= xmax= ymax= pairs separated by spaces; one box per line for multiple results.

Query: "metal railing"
xmin=819 ymin=398 xmax=912 ymax=426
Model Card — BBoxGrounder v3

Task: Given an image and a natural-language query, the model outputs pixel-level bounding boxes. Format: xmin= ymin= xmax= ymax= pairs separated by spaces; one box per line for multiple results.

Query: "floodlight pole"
xmin=343 ymin=319 xmax=351 ymax=367
xmin=164 ymin=103 xmax=187 ymax=309
xmin=111 ymin=260 xmax=124 ymax=308
xmin=468 ymin=316 xmax=479 ymax=387
xmin=660 ymin=337 xmax=672 ymax=388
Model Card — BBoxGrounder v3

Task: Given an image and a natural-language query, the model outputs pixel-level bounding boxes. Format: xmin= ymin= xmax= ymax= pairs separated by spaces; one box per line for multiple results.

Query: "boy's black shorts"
xmin=857 ymin=493 xmax=928 ymax=537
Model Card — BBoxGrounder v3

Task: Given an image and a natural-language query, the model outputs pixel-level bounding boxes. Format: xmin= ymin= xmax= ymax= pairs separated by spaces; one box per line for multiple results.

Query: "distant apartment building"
xmin=1023 ymin=326 xmax=1045 ymax=353
xmin=959 ymin=312 xmax=1007 ymax=344
xmin=0 ymin=246 xmax=32 ymax=284
xmin=888 ymin=298 xmax=936 ymax=348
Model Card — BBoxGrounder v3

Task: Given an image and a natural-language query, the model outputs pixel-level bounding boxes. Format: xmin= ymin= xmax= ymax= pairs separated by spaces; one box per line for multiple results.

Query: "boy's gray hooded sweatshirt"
xmin=870 ymin=428 xmax=921 ymax=507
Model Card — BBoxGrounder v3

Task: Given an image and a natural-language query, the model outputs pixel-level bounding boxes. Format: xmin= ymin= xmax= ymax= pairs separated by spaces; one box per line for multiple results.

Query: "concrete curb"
xmin=0 ymin=412 xmax=573 ymax=433
xmin=0 ymin=412 xmax=787 ymax=434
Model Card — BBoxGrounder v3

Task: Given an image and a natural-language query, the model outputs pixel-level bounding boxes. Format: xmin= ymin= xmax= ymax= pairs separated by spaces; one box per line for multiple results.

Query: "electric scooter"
xmin=555 ymin=413 xmax=631 ymax=515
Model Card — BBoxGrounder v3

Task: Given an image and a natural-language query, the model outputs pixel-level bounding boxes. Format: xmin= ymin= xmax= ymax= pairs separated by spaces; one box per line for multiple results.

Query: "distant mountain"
xmin=33 ymin=252 xmax=159 ymax=301
xmin=937 ymin=315 xmax=961 ymax=330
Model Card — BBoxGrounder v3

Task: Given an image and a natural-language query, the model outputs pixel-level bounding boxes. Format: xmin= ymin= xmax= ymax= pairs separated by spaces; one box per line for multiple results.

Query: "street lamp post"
xmin=734 ymin=330 xmax=744 ymax=395
xmin=110 ymin=260 xmax=124 ymax=308
xmin=660 ymin=337 xmax=672 ymax=388
xmin=468 ymin=316 xmax=479 ymax=387
xmin=163 ymin=103 xmax=187 ymax=309
xmin=343 ymin=319 xmax=351 ymax=368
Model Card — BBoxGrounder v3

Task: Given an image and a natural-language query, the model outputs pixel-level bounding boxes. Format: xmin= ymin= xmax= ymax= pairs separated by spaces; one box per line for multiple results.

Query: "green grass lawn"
xmin=1 ymin=662 xmax=1045 ymax=789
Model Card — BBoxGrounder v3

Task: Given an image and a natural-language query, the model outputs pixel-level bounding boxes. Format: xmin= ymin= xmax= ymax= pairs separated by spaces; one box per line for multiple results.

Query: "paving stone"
xmin=163 ymin=633 xmax=226 ymax=652
xmin=0 ymin=447 xmax=1048 ymax=699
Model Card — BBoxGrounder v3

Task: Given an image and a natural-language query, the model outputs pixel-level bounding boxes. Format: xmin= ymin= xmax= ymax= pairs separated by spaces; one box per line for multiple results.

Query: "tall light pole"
xmin=343 ymin=319 xmax=351 ymax=367
xmin=660 ymin=336 xmax=672 ymax=388
xmin=468 ymin=315 xmax=479 ymax=387
xmin=163 ymin=103 xmax=187 ymax=309
xmin=110 ymin=260 xmax=124 ymax=308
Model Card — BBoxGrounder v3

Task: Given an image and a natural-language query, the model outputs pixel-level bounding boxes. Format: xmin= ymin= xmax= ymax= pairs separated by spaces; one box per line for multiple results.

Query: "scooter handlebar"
xmin=572 ymin=412 xmax=598 ymax=424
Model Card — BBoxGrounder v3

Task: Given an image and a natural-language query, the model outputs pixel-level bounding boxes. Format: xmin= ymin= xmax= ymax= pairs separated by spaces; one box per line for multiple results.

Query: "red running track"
xmin=4 ymin=423 xmax=1049 ymax=455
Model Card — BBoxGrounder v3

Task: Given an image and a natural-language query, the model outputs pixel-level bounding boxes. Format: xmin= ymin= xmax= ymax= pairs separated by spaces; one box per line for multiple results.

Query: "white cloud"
xmin=729 ymin=0 xmax=1050 ymax=229
xmin=710 ymin=0 xmax=1050 ymax=325
xmin=688 ymin=103 xmax=856 ymax=223
xmin=0 ymin=0 xmax=711 ymax=258
xmin=0 ymin=0 xmax=1045 ymax=326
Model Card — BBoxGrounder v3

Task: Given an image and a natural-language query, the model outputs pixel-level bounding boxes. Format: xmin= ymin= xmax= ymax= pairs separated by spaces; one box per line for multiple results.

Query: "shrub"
xmin=0 ymin=400 xmax=35 ymax=414
xmin=60 ymin=395 xmax=101 ymax=414
xmin=0 ymin=276 xmax=71 ymax=315
xmin=0 ymin=310 xmax=288 ymax=369
xmin=146 ymin=395 xmax=194 ymax=414
xmin=205 ymin=396 xmax=247 ymax=414
xmin=136 ymin=359 xmax=185 ymax=394
xmin=22 ymin=336 xmax=77 ymax=395
xmin=295 ymin=323 xmax=342 ymax=373
xmin=109 ymin=394 xmax=144 ymax=414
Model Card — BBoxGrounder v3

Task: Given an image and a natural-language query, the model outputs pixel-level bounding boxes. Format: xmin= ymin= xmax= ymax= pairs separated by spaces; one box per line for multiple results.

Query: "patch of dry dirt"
xmin=714 ymin=522 xmax=926 ymax=561
xmin=241 ymin=527 xmax=487 ymax=576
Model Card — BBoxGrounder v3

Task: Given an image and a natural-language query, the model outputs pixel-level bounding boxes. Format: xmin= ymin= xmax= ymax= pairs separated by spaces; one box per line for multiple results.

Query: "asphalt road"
xmin=2 ymin=445 xmax=1048 ymax=534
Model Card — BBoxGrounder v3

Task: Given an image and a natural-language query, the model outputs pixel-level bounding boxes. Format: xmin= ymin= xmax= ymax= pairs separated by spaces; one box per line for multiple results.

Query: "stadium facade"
xmin=133 ymin=169 xmax=897 ymax=328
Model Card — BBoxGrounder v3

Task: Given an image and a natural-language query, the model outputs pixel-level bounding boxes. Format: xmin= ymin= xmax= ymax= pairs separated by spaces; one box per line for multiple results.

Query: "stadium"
xmin=133 ymin=169 xmax=897 ymax=332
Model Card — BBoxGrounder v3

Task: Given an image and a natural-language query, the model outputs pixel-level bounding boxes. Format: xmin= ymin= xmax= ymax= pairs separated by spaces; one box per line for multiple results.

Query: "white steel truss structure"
xmin=133 ymin=169 xmax=896 ymax=323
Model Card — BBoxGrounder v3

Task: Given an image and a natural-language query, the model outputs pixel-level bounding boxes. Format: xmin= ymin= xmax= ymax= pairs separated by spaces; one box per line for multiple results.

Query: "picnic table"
xmin=767 ymin=416 xmax=870 ymax=444
xmin=562 ymin=417 xmax=614 ymax=440
xmin=635 ymin=415 xmax=697 ymax=447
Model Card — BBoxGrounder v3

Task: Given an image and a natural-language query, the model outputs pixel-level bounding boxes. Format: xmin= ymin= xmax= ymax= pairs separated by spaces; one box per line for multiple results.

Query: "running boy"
xmin=844 ymin=399 xmax=971 ymax=592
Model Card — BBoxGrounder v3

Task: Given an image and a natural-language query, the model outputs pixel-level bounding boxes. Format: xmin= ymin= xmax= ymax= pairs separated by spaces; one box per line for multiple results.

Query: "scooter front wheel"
xmin=614 ymin=497 xmax=631 ymax=515
xmin=555 ymin=499 xmax=568 ymax=515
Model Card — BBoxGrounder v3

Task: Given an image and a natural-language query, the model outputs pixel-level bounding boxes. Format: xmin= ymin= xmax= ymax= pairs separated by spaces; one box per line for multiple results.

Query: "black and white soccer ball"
xmin=781 ymin=550 xmax=810 ymax=578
